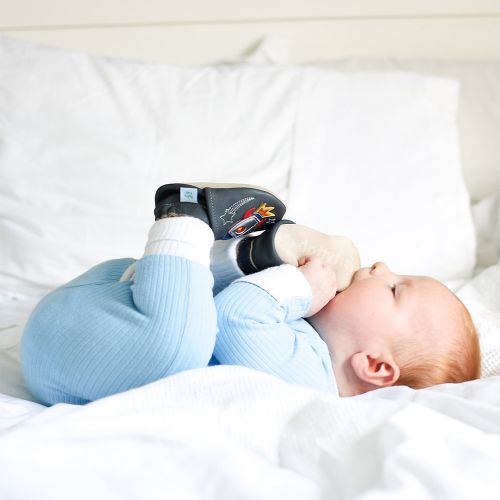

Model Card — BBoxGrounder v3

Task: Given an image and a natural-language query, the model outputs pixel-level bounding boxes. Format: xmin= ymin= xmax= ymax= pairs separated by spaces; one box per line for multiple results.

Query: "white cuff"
xmin=144 ymin=217 xmax=214 ymax=268
xmin=234 ymin=264 xmax=312 ymax=304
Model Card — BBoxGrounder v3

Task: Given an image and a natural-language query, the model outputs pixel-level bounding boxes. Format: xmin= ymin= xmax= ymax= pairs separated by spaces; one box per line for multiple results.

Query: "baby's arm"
xmin=214 ymin=259 xmax=338 ymax=392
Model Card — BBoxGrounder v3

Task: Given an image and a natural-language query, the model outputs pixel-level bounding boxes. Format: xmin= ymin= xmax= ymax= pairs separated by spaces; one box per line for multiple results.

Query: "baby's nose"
xmin=370 ymin=261 xmax=390 ymax=275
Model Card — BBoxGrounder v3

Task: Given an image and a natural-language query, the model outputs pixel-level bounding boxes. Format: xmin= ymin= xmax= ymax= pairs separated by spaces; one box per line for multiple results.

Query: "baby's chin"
xmin=332 ymin=285 xmax=349 ymax=300
xmin=315 ymin=293 xmax=341 ymax=321
xmin=336 ymin=270 xmax=360 ymax=292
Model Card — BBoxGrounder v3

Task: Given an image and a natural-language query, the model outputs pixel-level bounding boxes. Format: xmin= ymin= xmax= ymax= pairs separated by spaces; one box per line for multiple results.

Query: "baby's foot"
xmin=154 ymin=183 xmax=286 ymax=241
xmin=237 ymin=221 xmax=361 ymax=290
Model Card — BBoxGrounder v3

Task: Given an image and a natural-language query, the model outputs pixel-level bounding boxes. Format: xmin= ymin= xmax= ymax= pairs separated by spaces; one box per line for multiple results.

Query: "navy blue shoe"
xmin=154 ymin=183 xmax=286 ymax=240
xmin=236 ymin=220 xmax=295 ymax=273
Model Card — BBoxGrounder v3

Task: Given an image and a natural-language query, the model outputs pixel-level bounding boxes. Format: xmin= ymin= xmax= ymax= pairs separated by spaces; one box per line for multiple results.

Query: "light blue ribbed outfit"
xmin=21 ymin=218 xmax=337 ymax=405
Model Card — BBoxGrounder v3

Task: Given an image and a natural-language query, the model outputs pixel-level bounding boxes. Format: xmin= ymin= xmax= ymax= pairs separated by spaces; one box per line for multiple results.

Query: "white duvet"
xmin=1 ymin=366 xmax=500 ymax=499
xmin=0 ymin=257 xmax=500 ymax=499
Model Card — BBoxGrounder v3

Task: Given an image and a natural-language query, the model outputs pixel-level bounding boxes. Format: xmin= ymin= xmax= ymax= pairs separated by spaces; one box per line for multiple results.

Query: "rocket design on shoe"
xmin=224 ymin=202 xmax=277 ymax=239
xmin=219 ymin=197 xmax=255 ymax=225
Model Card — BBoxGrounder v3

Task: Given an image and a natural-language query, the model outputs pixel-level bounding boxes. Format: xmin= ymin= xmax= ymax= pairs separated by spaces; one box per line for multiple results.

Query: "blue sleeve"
xmin=214 ymin=265 xmax=338 ymax=393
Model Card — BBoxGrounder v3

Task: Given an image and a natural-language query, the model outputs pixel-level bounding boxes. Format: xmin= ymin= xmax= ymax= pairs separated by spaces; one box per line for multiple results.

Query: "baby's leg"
xmin=21 ymin=217 xmax=216 ymax=405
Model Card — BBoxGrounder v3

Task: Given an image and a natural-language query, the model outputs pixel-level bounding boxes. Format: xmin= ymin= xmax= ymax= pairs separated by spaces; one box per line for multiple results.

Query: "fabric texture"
xmin=3 ymin=365 xmax=500 ymax=500
xmin=20 ymin=219 xmax=337 ymax=404
xmin=21 ymin=220 xmax=217 ymax=404
xmin=215 ymin=265 xmax=338 ymax=395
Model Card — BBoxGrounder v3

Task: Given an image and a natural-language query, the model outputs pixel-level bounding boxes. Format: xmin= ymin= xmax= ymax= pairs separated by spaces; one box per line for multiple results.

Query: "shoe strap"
xmin=237 ymin=220 xmax=295 ymax=274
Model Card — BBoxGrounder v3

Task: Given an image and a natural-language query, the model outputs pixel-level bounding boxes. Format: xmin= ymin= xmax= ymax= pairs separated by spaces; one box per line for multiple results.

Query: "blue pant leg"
xmin=129 ymin=254 xmax=218 ymax=375
xmin=21 ymin=256 xmax=217 ymax=405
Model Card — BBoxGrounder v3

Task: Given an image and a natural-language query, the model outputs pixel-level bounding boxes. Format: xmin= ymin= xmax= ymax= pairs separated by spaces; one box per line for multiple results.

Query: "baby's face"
xmin=315 ymin=262 xmax=461 ymax=352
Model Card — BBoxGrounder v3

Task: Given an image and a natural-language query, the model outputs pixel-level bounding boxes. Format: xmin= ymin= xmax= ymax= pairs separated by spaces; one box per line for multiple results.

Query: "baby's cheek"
xmin=326 ymin=293 xmax=355 ymax=324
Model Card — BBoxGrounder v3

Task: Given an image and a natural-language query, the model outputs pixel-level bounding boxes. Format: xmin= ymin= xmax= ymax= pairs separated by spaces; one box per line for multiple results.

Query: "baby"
xmin=21 ymin=183 xmax=480 ymax=404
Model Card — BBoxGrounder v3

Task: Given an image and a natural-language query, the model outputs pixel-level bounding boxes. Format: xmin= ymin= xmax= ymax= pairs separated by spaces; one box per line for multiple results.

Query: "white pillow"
xmin=467 ymin=195 xmax=500 ymax=377
xmin=472 ymin=195 xmax=500 ymax=270
xmin=322 ymin=59 xmax=500 ymax=203
xmin=0 ymin=34 xmax=475 ymax=287
xmin=255 ymin=38 xmax=500 ymax=204
xmin=456 ymin=261 xmax=500 ymax=378
xmin=0 ymin=35 xmax=300 ymax=288
xmin=286 ymin=67 xmax=475 ymax=281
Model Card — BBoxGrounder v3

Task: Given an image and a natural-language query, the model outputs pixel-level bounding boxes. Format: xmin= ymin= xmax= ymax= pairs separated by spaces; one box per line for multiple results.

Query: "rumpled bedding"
xmin=0 ymin=198 xmax=499 ymax=499
xmin=0 ymin=365 xmax=500 ymax=499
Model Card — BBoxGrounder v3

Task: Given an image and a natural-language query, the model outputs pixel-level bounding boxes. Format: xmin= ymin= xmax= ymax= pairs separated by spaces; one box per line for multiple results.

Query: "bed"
xmin=1 ymin=2 xmax=500 ymax=498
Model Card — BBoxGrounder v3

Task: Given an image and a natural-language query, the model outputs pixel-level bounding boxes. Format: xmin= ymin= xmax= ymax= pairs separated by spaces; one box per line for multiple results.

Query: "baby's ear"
xmin=350 ymin=351 xmax=400 ymax=388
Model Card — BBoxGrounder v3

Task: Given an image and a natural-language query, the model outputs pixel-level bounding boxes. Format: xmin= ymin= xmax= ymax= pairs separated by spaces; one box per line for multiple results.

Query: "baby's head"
xmin=309 ymin=262 xmax=480 ymax=396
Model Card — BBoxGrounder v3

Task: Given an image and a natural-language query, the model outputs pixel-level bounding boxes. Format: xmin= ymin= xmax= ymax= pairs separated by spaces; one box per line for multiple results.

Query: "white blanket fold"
xmin=1 ymin=366 xmax=500 ymax=499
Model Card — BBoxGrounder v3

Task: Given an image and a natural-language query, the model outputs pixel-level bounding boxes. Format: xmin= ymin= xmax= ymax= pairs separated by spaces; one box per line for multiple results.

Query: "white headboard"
xmin=1 ymin=0 xmax=500 ymax=64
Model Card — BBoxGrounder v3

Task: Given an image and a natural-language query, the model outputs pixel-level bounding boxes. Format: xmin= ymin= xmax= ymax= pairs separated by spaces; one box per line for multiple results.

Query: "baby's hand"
xmin=274 ymin=223 xmax=360 ymax=291
xmin=298 ymin=256 xmax=337 ymax=317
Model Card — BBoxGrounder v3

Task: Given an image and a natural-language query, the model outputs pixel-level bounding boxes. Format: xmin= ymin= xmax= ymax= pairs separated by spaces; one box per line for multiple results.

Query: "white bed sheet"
xmin=0 ymin=365 xmax=500 ymax=499
xmin=0 ymin=258 xmax=500 ymax=498
xmin=0 ymin=285 xmax=51 ymax=402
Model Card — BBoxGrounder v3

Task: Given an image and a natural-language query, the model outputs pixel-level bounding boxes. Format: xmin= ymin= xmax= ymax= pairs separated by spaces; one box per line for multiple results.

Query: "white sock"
xmin=210 ymin=239 xmax=245 ymax=294
xmin=144 ymin=217 xmax=214 ymax=268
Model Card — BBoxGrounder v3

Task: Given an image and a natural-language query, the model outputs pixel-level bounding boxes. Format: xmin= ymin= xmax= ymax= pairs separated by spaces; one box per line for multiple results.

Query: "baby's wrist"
xmin=234 ymin=264 xmax=312 ymax=306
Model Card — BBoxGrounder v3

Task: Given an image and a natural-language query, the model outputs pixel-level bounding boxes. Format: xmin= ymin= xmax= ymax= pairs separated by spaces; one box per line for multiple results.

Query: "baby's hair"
xmin=394 ymin=297 xmax=480 ymax=390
